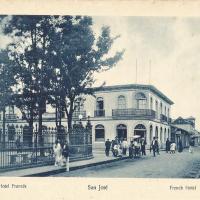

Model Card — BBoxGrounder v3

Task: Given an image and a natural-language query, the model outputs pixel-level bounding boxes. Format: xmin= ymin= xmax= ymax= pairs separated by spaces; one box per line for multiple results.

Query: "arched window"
xmin=155 ymin=126 xmax=158 ymax=138
xmin=116 ymin=124 xmax=127 ymax=140
xmin=168 ymin=128 xmax=170 ymax=139
xmin=95 ymin=124 xmax=105 ymax=142
xmin=135 ymin=92 xmax=147 ymax=109
xmin=118 ymin=95 xmax=126 ymax=109
xmin=134 ymin=124 xmax=146 ymax=138
xmin=164 ymin=128 xmax=167 ymax=141
xmin=150 ymin=125 xmax=153 ymax=142
xmin=160 ymin=127 xmax=163 ymax=143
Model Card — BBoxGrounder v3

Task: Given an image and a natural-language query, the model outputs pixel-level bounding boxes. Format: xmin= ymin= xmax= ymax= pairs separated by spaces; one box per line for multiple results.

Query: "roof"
xmin=93 ymin=84 xmax=174 ymax=105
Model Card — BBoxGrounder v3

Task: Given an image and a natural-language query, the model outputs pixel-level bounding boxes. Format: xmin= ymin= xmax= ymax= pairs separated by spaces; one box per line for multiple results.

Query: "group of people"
xmin=53 ymin=139 xmax=69 ymax=167
xmin=105 ymin=136 xmax=196 ymax=158
xmin=105 ymin=138 xmax=129 ymax=157
xmin=105 ymin=137 xmax=147 ymax=158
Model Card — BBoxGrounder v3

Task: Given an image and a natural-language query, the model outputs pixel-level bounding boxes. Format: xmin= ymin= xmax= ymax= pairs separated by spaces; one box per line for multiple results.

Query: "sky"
xmin=0 ymin=16 xmax=200 ymax=129
xmin=92 ymin=16 xmax=200 ymax=129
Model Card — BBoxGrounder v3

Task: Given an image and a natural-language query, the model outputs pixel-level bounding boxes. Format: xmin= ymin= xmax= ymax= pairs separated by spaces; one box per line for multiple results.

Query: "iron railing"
xmin=112 ymin=108 xmax=156 ymax=119
xmin=0 ymin=125 xmax=92 ymax=172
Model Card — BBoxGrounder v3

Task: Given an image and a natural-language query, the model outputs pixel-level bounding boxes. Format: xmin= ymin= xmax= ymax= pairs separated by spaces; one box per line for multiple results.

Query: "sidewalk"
xmin=0 ymin=151 xmax=128 ymax=177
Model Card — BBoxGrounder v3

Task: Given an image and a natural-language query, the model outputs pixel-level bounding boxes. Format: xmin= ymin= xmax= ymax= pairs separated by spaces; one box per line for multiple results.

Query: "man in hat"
xmin=105 ymin=139 xmax=111 ymax=156
xmin=141 ymin=138 xmax=147 ymax=156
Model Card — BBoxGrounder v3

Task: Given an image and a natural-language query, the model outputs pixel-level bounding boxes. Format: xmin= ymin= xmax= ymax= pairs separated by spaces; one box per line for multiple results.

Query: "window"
xmin=160 ymin=127 xmax=163 ymax=143
xmin=9 ymin=106 xmax=14 ymax=114
xmin=135 ymin=92 xmax=147 ymax=109
xmin=165 ymin=106 xmax=166 ymax=116
xmin=160 ymin=103 xmax=162 ymax=114
xmin=150 ymin=125 xmax=153 ymax=142
xmin=95 ymin=97 xmax=104 ymax=117
xmin=95 ymin=124 xmax=105 ymax=142
xmin=150 ymin=97 xmax=153 ymax=110
xmin=96 ymin=97 xmax=104 ymax=110
xmin=118 ymin=95 xmax=126 ymax=109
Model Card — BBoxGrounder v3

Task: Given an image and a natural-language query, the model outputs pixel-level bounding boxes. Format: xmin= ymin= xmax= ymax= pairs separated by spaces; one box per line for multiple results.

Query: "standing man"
xmin=178 ymin=139 xmax=183 ymax=153
xmin=155 ymin=137 xmax=160 ymax=155
xmin=105 ymin=139 xmax=111 ymax=156
xmin=189 ymin=138 xmax=195 ymax=153
xmin=151 ymin=137 xmax=157 ymax=157
xmin=165 ymin=138 xmax=170 ymax=153
xmin=122 ymin=138 xmax=128 ymax=155
xmin=141 ymin=138 xmax=147 ymax=156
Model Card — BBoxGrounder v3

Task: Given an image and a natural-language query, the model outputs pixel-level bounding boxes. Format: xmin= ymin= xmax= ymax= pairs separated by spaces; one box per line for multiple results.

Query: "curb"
xmin=23 ymin=156 xmax=129 ymax=177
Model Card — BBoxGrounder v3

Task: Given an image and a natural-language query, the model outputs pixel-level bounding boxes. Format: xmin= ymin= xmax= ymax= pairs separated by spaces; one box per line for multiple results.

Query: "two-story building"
xmin=81 ymin=84 xmax=174 ymax=150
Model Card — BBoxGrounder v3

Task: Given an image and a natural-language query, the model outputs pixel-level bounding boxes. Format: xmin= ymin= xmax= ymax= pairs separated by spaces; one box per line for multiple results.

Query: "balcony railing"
xmin=94 ymin=109 xmax=105 ymax=117
xmin=160 ymin=114 xmax=168 ymax=123
xmin=112 ymin=109 xmax=156 ymax=119
xmin=5 ymin=114 xmax=18 ymax=121
xmin=73 ymin=111 xmax=87 ymax=119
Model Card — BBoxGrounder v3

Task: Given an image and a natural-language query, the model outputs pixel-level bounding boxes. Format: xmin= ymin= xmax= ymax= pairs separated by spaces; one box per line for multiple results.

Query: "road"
xmin=52 ymin=147 xmax=200 ymax=178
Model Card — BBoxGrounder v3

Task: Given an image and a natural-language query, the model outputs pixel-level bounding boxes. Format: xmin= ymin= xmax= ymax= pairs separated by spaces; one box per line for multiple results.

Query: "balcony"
xmin=5 ymin=114 xmax=18 ymax=122
xmin=112 ymin=109 xmax=156 ymax=119
xmin=160 ymin=114 xmax=168 ymax=123
xmin=94 ymin=109 xmax=105 ymax=117
xmin=73 ymin=111 xmax=87 ymax=119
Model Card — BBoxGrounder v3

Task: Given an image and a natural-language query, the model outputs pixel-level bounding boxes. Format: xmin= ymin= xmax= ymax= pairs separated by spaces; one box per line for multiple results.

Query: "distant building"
xmin=171 ymin=116 xmax=200 ymax=147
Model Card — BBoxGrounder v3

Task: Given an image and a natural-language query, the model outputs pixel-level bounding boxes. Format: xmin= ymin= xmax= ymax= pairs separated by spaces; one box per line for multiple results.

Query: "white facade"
xmin=82 ymin=84 xmax=174 ymax=149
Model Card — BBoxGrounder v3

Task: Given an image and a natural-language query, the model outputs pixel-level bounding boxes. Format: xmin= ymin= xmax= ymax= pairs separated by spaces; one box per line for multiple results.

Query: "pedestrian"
xmin=133 ymin=139 xmax=140 ymax=158
xmin=151 ymin=137 xmax=157 ymax=157
xmin=62 ymin=141 xmax=69 ymax=167
xmin=155 ymin=137 xmax=160 ymax=155
xmin=165 ymin=138 xmax=170 ymax=153
xmin=170 ymin=142 xmax=176 ymax=154
xmin=105 ymin=139 xmax=111 ymax=156
xmin=141 ymin=138 xmax=147 ymax=156
xmin=122 ymin=138 xmax=128 ymax=155
xmin=178 ymin=139 xmax=183 ymax=153
xmin=53 ymin=139 xmax=62 ymax=166
xmin=189 ymin=139 xmax=195 ymax=153
xmin=129 ymin=141 xmax=134 ymax=158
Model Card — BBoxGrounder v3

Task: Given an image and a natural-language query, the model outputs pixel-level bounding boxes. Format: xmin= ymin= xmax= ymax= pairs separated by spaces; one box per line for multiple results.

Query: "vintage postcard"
xmin=0 ymin=0 xmax=200 ymax=200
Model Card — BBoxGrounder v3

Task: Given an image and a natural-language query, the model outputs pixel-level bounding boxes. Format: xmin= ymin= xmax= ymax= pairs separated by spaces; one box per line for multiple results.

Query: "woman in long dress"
xmin=53 ymin=139 xmax=62 ymax=166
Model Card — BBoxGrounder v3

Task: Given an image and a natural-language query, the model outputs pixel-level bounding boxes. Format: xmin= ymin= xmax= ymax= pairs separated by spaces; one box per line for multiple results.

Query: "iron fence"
xmin=0 ymin=124 xmax=93 ymax=172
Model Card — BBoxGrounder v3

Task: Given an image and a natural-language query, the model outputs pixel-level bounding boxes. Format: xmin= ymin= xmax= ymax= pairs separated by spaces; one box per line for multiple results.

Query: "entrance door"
xmin=134 ymin=124 xmax=146 ymax=138
xmin=117 ymin=124 xmax=127 ymax=141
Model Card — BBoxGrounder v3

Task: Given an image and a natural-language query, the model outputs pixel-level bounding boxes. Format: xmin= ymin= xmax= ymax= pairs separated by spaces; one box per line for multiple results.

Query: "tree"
xmin=48 ymin=16 xmax=124 ymax=130
xmin=0 ymin=49 xmax=17 ymax=144
xmin=1 ymin=16 xmax=56 ymax=139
